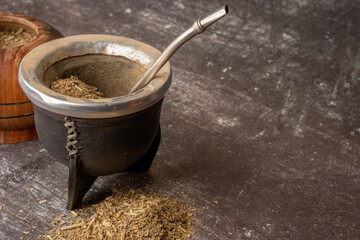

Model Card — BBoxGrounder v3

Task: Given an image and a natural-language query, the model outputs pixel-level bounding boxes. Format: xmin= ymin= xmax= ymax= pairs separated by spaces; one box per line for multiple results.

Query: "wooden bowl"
xmin=0 ymin=13 xmax=62 ymax=144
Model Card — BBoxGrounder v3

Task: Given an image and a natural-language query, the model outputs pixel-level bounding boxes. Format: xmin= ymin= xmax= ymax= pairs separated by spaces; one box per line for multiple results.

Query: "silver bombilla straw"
xmin=128 ymin=5 xmax=229 ymax=94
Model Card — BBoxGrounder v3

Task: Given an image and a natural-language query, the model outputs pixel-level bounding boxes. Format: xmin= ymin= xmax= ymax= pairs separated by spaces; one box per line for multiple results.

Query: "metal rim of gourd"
xmin=19 ymin=34 xmax=172 ymax=119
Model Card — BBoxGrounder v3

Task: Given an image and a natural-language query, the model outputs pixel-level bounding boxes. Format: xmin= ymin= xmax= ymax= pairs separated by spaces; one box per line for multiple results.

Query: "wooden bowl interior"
xmin=0 ymin=20 xmax=37 ymax=35
xmin=0 ymin=20 xmax=38 ymax=50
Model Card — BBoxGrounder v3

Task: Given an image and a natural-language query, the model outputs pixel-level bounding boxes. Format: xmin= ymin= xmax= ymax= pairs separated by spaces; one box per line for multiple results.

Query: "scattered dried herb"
xmin=43 ymin=189 xmax=196 ymax=239
xmin=71 ymin=211 xmax=79 ymax=217
xmin=50 ymin=75 xmax=106 ymax=99
xmin=0 ymin=28 xmax=36 ymax=49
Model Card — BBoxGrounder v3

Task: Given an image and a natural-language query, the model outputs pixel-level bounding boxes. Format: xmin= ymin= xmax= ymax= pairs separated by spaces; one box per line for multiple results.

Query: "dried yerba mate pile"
xmin=0 ymin=28 xmax=36 ymax=49
xmin=50 ymin=76 xmax=106 ymax=99
xmin=42 ymin=189 xmax=196 ymax=240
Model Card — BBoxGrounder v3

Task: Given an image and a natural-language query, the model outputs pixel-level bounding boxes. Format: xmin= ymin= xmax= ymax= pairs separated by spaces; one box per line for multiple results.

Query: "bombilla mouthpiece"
xmin=129 ymin=5 xmax=229 ymax=94
xmin=193 ymin=5 xmax=229 ymax=33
